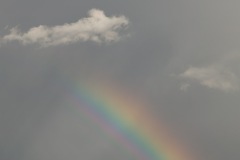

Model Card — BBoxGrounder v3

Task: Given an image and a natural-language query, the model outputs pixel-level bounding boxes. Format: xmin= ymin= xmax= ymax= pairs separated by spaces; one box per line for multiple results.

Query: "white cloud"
xmin=180 ymin=66 xmax=239 ymax=92
xmin=0 ymin=9 xmax=129 ymax=47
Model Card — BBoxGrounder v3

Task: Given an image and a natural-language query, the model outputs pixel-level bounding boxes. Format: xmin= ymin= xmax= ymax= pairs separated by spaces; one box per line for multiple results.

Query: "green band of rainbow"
xmin=65 ymin=79 xmax=194 ymax=160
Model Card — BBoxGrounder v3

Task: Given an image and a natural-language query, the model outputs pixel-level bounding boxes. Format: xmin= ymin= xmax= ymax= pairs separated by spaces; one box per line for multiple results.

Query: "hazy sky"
xmin=1 ymin=0 xmax=240 ymax=160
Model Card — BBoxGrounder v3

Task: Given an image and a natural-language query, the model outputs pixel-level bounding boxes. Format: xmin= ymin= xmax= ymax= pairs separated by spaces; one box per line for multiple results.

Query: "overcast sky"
xmin=1 ymin=0 xmax=240 ymax=160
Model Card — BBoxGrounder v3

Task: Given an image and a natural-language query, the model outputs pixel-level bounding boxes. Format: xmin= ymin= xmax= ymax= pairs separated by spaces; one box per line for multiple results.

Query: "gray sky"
xmin=1 ymin=0 xmax=240 ymax=160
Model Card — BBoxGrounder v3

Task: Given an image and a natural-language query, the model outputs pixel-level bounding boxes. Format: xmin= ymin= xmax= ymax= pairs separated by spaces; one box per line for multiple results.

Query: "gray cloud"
xmin=1 ymin=1 xmax=240 ymax=160
xmin=180 ymin=83 xmax=191 ymax=91
xmin=0 ymin=9 xmax=129 ymax=47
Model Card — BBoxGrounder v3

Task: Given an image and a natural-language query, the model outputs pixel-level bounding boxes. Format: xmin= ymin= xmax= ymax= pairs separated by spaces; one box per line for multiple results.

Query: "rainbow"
xmin=64 ymin=78 xmax=195 ymax=160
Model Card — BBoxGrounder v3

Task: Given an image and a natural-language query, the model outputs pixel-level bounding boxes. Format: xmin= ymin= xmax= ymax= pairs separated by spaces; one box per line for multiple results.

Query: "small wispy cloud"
xmin=180 ymin=66 xmax=239 ymax=92
xmin=180 ymin=83 xmax=191 ymax=91
xmin=0 ymin=9 xmax=129 ymax=47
